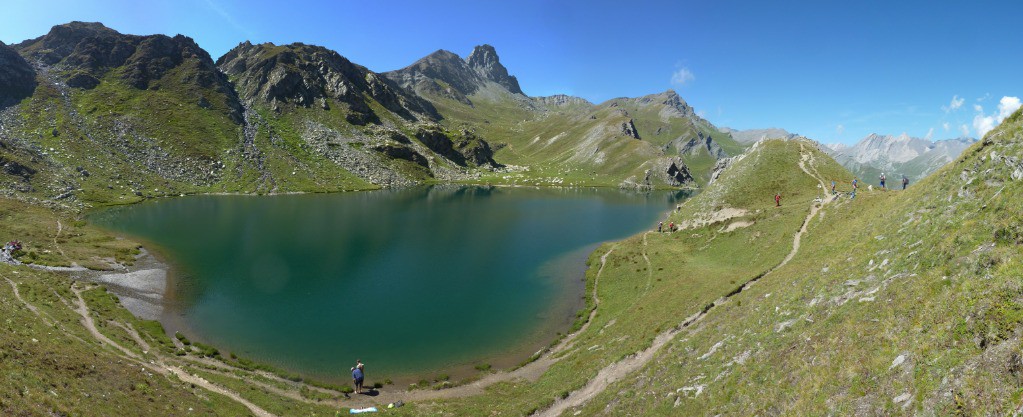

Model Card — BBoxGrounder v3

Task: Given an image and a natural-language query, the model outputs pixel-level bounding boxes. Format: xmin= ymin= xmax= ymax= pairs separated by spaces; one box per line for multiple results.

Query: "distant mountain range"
xmin=720 ymin=127 xmax=798 ymax=144
xmin=0 ymin=21 xmax=980 ymax=205
xmin=824 ymin=133 xmax=977 ymax=183
xmin=0 ymin=22 xmax=748 ymax=207
xmin=717 ymin=126 xmax=977 ymax=185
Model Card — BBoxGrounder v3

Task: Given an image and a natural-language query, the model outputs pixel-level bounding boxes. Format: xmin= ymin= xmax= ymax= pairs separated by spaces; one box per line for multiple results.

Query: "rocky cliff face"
xmin=0 ymin=41 xmax=37 ymax=104
xmin=383 ymin=44 xmax=524 ymax=100
xmin=218 ymin=42 xmax=437 ymax=124
xmin=465 ymin=44 xmax=523 ymax=95
xmin=16 ymin=21 xmax=243 ymax=121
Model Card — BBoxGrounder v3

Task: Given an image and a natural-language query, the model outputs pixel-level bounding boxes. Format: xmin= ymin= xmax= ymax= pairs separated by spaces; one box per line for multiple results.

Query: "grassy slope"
xmin=4 ymin=109 xmax=1019 ymax=415
xmin=428 ymin=90 xmax=742 ymax=188
xmin=577 ymin=110 xmax=1023 ymax=415
xmin=0 ymin=198 xmax=255 ymax=415
xmin=393 ymin=139 xmax=844 ymax=416
xmin=0 ymin=196 xmax=356 ymax=416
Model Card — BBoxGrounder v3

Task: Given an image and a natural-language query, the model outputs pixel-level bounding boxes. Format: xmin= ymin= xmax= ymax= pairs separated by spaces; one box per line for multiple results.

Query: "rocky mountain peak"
xmin=465 ymin=44 xmax=523 ymax=95
xmin=218 ymin=42 xmax=437 ymax=123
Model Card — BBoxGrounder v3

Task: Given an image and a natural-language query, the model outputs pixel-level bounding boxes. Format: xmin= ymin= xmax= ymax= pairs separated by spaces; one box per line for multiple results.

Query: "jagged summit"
xmin=465 ymin=44 xmax=522 ymax=95
xmin=383 ymin=44 xmax=524 ymax=100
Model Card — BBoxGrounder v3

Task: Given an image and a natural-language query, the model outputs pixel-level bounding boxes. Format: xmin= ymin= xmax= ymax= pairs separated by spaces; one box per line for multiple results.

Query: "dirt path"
xmin=68 ymin=282 xmax=278 ymax=417
xmin=641 ymin=232 xmax=653 ymax=291
xmin=538 ymin=145 xmax=832 ymax=416
xmin=167 ymin=366 xmax=276 ymax=417
xmin=5 ymin=276 xmax=52 ymax=326
xmin=54 ymin=219 xmax=67 ymax=258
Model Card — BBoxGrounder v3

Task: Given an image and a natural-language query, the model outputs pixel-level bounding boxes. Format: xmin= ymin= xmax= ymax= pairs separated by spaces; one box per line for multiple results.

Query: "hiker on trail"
xmin=879 ymin=173 xmax=886 ymax=190
xmin=668 ymin=221 xmax=675 ymax=232
xmin=902 ymin=175 xmax=909 ymax=190
xmin=658 ymin=222 xmax=663 ymax=233
xmin=775 ymin=193 xmax=781 ymax=207
xmin=831 ymin=180 xmax=836 ymax=195
xmin=351 ymin=360 xmax=365 ymax=394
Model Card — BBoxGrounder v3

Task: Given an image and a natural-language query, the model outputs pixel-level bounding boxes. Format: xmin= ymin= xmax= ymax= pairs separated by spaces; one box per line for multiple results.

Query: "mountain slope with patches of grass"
xmin=573 ymin=110 xmax=1023 ymax=416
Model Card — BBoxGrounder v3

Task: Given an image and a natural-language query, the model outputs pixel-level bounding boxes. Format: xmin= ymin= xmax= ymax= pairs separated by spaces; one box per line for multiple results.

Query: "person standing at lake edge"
xmin=658 ymin=221 xmax=663 ymax=232
xmin=351 ymin=360 xmax=365 ymax=394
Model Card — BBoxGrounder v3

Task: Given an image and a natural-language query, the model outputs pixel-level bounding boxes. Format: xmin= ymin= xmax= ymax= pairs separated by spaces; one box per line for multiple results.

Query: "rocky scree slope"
xmin=1 ymin=21 xmax=256 ymax=206
xmin=217 ymin=41 xmax=501 ymax=187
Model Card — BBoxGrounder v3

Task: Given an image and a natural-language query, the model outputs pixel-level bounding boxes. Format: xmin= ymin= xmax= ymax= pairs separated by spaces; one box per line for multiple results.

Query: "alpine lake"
xmin=89 ymin=186 xmax=688 ymax=384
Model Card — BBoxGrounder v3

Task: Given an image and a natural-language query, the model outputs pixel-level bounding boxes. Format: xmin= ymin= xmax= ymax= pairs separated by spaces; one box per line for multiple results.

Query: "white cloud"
xmin=960 ymin=124 xmax=970 ymax=137
xmin=942 ymin=95 xmax=964 ymax=113
xmin=836 ymin=124 xmax=845 ymax=135
xmin=925 ymin=127 xmax=934 ymax=140
xmin=997 ymin=96 xmax=1022 ymax=119
xmin=942 ymin=122 xmax=950 ymax=131
xmin=972 ymin=96 xmax=1021 ymax=138
xmin=670 ymin=67 xmax=695 ymax=87
xmin=973 ymin=114 xmax=996 ymax=138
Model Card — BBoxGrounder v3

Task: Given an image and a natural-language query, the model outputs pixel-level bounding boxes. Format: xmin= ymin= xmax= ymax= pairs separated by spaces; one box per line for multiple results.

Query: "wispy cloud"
xmin=670 ymin=66 xmax=695 ymax=88
xmin=972 ymin=96 xmax=1021 ymax=138
xmin=925 ymin=127 xmax=934 ymax=140
xmin=942 ymin=95 xmax=964 ymax=113
xmin=202 ymin=0 xmax=256 ymax=39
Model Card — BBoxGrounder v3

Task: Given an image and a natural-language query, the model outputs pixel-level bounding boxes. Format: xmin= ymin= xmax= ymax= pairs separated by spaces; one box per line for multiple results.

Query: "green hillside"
xmin=567 ymin=108 xmax=1023 ymax=415
xmin=3 ymin=21 xmax=1021 ymax=417
xmin=2 ymin=108 xmax=1020 ymax=415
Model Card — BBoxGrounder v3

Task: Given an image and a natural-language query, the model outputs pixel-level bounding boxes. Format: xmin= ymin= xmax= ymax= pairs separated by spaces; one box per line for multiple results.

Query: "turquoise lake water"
xmin=89 ymin=186 xmax=687 ymax=382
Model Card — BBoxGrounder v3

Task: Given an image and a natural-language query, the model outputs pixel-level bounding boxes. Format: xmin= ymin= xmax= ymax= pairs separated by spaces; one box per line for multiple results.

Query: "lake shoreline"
xmin=82 ymin=186 xmax=685 ymax=387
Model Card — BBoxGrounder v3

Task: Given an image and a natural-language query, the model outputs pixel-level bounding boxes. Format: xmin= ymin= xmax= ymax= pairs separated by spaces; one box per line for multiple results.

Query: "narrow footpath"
xmin=538 ymin=145 xmax=832 ymax=417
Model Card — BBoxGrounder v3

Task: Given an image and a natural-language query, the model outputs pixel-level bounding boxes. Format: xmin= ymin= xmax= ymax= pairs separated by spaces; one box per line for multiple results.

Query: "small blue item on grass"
xmin=350 ymin=407 xmax=378 ymax=414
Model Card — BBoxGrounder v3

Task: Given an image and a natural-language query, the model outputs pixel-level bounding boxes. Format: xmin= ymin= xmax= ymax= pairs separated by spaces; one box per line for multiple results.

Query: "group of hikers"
xmin=770 ymin=173 xmax=910 ymax=208
xmin=657 ymin=172 xmax=913 ymax=234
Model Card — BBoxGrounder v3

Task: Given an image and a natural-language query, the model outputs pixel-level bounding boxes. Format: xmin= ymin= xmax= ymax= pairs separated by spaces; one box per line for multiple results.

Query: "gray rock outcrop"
xmin=0 ymin=41 xmax=36 ymax=104
xmin=218 ymin=42 xmax=437 ymax=123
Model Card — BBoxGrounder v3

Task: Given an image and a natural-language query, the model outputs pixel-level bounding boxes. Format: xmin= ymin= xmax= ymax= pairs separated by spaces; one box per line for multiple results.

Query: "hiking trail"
xmin=537 ymin=144 xmax=832 ymax=416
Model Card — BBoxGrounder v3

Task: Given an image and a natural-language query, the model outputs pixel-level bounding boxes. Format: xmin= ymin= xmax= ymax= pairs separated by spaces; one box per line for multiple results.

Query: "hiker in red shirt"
xmin=775 ymin=193 xmax=781 ymax=207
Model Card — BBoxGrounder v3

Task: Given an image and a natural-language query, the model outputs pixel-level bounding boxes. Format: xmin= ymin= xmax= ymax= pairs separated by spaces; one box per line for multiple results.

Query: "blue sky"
xmin=2 ymin=0 xmax=1020 ymax=145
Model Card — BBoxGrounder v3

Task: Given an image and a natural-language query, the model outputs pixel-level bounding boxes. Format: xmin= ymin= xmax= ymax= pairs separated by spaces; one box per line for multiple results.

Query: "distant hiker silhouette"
xmin=879 ymin=173 xmax=887 ymax=190
xmin=775 ymin=193 xmax=781 ymax=207
xmin=902 ymin=175 xmax=909 ymax=190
